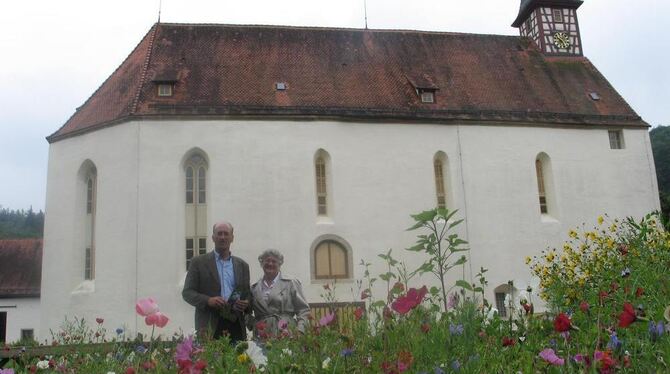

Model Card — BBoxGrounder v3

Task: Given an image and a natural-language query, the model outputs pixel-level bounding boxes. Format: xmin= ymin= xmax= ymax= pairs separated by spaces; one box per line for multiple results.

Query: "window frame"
xmin=315 ymin=155 xmax=328 ymax=216
xmin=608 ymin=130 xmax=624 ymax=149
xmin=535 ymin=159 xmax=548 ymax=214
xmin=552 ymin=8 xmax=563 ymax=23
xmin=157 ymin=83 xmax=173 ymax=97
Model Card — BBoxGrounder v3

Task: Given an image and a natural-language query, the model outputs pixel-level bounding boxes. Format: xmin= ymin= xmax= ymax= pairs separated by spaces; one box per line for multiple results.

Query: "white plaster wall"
xmin=1 ymin=298 xmax=40 ymax=343
xmin=42 ymin=119 xmax=660 ymax=338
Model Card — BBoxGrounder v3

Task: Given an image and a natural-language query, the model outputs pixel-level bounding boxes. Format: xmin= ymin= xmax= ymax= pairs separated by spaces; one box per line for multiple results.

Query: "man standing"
xmin=182 ymin=221 xmax=250 ymax=342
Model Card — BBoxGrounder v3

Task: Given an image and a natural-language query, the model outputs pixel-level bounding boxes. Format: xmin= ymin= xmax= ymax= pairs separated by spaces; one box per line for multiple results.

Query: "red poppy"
xmin=354 ymin=307 xmax=364 ymax=321
xmin=125 ymin=368 xmax=136 ymax=374
xmin=635 ymin=287 xmax=644 ymax=298
xmin=361 ymin=289 xmax=371 ymax=300
xmin=579 ymin=301 xmax=590 ymax=313
xmin=256 ymin=321 xmax=267 ymax=331
xmin=554 ymin=313 xmax=572 ymax=332
xmin=522 ymin=303 xmax=533 ymax=314
xmin=391 ymin=286 xmax=428 ymax=315
xmin=618 ymin=303 xmax=636 ymax=327
xmin=502 ymin=336 xmax=516 ymax=346
xmin=594 ymin=350 xmax=616 ymax=371
xmin=95 ymin=317 xmax=104 ymax=324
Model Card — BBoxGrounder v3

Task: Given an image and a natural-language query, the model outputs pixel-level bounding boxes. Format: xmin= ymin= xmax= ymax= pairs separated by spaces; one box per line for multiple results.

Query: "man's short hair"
xmin=212 ymin=222 xmax=234 ymax=234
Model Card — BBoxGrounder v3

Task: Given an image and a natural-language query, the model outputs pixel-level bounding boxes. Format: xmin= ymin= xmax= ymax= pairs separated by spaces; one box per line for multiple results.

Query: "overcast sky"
xmin=0 ymin=0 xmax=668 ymax=211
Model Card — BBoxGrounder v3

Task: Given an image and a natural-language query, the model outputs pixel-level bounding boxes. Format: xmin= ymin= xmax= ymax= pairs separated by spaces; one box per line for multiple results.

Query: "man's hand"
xmin=207 ymin=296 xmax=226 ymax=309
xmin=233 ymin=299 xmax=249 ymax=312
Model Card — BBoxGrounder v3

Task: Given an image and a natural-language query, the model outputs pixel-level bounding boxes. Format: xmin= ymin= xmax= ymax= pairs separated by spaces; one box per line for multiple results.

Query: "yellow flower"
xmin=237 ymin=353 xmax=250 ymax=364
xmin=546 ymin=252 xmax=555 ymax=262
xmin=569 ymin=230 xmax=578 ymax=239
xmin=525 ymin=256 xmax=532 ymax=265
xmin=597 ymin=216 xmax=604 ymax=225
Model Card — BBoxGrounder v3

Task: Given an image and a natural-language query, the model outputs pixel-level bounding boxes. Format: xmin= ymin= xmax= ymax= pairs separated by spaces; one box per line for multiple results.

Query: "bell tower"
xmin=512 ymin=0 xmax=584 ymax=56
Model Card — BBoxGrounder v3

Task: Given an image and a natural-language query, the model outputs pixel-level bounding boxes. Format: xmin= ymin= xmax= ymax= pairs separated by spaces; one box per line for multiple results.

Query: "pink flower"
xmin=278 ymin=319 xmax=289 ymax=330
xmin=391 ymin=286 xmax=428 ymax=315
xmin=319 ymin=312 xmax=336 ymax=327
xmin=145 ymin=311 xmax=169 ymax=328
xmin=361 ymin=289 xmax=371 ymax=300
xmin=175 ymin=335 xmax=195 ymax=362
xmin=95 ymin=317 xmax=104 ymax=324
xmin=136 ymin=297 xmax=159 ymax=316
xmin=539 ymin=348 xmax=565 ymax=366
xmin=354 ymin=307 xmax=364 ymax=321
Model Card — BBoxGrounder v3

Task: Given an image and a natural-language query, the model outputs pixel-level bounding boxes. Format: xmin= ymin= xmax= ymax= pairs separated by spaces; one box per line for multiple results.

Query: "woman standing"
xmin=249 ymin=249 xmax=311 ymax=339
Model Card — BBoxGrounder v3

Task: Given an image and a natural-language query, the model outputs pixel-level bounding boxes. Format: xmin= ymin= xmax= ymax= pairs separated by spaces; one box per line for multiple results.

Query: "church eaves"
xmin=47 ymin=23 xmax=645 ymax=143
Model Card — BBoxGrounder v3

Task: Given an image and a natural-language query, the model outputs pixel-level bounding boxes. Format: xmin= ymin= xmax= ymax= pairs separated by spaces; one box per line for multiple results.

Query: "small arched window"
xmin=314 ymin=240 xmax=349 ymax=279
xmin=433 ymin=153 xmax=448 ymax=209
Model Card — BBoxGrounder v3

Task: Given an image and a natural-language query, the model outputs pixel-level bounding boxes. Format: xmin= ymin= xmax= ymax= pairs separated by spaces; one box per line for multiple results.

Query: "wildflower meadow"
xmin=1 ymin=209 xmax=669 ymax=373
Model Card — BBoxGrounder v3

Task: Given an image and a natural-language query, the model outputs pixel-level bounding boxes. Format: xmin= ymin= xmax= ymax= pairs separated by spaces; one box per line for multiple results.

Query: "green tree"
xmin=650 ymin=125 xmax=670 ymax=227
xmin=0 ymin=205 xmax=44 ymax=239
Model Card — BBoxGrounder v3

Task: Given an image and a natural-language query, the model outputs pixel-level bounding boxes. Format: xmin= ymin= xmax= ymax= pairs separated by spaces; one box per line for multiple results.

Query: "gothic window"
xmin=314 ymin=150 xmax=332 ymax=217
xmin=84 ymin=169 xmax=96 ymax=280
xmin=535 ymin=159 xmax=547 ymax=214
xmin=433 ymin=152 xmax=448 ymax=209
xmin=313 ymin=240 xmax=350 ymax=280
xmin=184 ymin=151 xmax=208 ymax=270
xmin=535 ymin=153 xmax=556 ymax=217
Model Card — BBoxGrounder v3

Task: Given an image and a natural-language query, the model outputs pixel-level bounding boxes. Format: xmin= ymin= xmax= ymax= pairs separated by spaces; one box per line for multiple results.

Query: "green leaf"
xmin=406 ymin=243 xmax=425 ymax=252
xmin=448 ymin=218 xmax=464 ymax=230
xmin=407 ymin=221 xmax=425 ymax=231
xmin=371 ymin=300 xmax=386 ymax=308
xmin=455 ymin=280 xmax=473 ymax=291
xmin=413 ymin=209 xmax=437 ymax=223
xmin=453 ymin=255 xmax=467 ymax=266
xmin=429 ymin=286 xmax=440 ymax=296
xmin=379 ymin=272 xmax=396 ymax=281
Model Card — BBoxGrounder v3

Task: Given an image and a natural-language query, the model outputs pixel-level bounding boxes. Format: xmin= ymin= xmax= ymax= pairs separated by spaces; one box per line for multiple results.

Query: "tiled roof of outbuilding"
xmin=0 ymin=239 xmax=42 ymax=298
xmin=48 ymin=22 xmax=644 ymax=142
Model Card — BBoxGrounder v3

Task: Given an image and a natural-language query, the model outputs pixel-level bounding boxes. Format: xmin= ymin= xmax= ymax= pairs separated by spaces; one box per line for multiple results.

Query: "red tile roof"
xmin=48 ymin=23 xmax=645 ymax=142
xmin=0 ymin=239 xmax=42 ymax=298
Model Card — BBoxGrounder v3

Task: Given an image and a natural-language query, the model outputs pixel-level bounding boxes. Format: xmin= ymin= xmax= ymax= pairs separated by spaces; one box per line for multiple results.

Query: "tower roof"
xmin=48 ymin=22 xmax=643 ymax=142
xmin=512 ymin=0 xmax=584 ymax=27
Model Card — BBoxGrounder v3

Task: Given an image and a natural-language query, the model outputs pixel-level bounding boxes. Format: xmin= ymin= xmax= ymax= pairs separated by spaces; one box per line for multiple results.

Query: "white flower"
xmin=107 ymin=372 xmax=116 ymax=374
xmin=245 ymin=341 xmax=267 ymax=367
xmin=36 ymin=360 xmax=49 ymax=369
xmin=322 ymin=357 xmax=331 ymax=369
xmin=281 ymin=348 xmax=293 ymax=357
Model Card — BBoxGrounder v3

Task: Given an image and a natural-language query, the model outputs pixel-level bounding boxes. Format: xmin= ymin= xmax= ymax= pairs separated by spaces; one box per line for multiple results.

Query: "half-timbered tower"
xmin=513 ymin=0 xmax=584 ymax=56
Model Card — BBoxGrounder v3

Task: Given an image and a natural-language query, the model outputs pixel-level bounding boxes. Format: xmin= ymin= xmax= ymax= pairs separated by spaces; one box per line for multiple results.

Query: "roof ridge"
xmin=156 ymin=22 xmax=518 ymax=38
xmin=130 ymin=24 xmax=159 ymax=115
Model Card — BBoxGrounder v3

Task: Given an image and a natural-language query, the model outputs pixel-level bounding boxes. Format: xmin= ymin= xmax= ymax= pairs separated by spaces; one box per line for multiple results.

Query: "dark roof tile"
xmin=0 ymin=239 xmax=42 ymax=298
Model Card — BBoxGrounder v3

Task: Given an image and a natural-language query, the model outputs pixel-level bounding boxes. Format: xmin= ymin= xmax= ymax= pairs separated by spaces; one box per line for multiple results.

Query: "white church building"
xmin=41 ymin=0 xmax=660 ymax=338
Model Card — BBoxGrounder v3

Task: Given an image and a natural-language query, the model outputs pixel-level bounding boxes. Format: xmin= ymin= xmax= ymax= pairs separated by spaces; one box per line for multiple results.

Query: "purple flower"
xmin=115 ymin=327 xmax=124 ymax=335
xmin=319 ymin=312 xmax=335 ymax=327
xmin=649 ymin=321 xmax=665 ymax=341
xmin=450 ymin=360 xmax=461 ymax=371
xmin=340 ymin=348 xmax=354 ymax=357
xmin=449 ymin=323 xmax=464 ymax=335
xmin=175 ymin=335 xmax=195 ymax=361
xmin=606 ymin=332 xmax=622 ymax=351
xmin=0 ymin=369 xmax=15 ymax=374
xmin=447 ymin=292 xmax=460 ymax=309
xmin=539 ymin=348 xmax=565 ymax=366
xmin=434 ymin=367 xmax=445 ymax=374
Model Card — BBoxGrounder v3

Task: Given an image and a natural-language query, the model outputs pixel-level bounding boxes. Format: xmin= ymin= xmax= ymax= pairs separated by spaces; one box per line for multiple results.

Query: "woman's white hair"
xmin=258 ymin=248 xmax=284 ymax=265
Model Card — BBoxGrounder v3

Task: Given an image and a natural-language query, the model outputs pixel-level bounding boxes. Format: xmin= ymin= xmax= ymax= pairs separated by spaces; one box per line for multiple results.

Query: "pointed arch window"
xmin=314 ymin=240 xmax=349 ymax=279
xmin=433 ymin=152 xmax=449 ymax=209
xmin=314 ymin=150 xmax=332 ymax=217
xmin=535 ymin=159 xmax=547 ymax=214
xmin=184 ymin=152 xmax=208 ymax=270
xmin=84 ymin=171 xmax=97 ymax=280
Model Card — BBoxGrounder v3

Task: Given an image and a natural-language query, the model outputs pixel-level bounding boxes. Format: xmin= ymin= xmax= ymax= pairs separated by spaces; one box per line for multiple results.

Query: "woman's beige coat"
xmin=249 ymin=274 xmax=311 ymax=338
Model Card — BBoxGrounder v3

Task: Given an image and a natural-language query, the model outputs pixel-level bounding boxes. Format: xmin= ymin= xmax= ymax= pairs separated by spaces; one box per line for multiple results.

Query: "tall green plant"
xmin=406 ymin=208 xmax=469 ymax=312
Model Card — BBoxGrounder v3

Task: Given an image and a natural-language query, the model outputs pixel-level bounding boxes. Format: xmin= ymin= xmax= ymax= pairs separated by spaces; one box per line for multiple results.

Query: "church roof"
xmin=0 ymin=239 xmax=42 ymax=298
xmin=48 ymin=23 xmax=644 ymax=142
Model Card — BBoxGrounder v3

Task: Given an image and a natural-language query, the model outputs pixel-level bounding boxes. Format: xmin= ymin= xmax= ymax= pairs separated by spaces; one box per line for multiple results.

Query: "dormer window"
xmin=420 ymin=90 xmax=435 ymax=103
xmin=406 ymin=73 xmax=439 ymax=104
xmin=157 ymin=83 xmax=173 ymax=97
